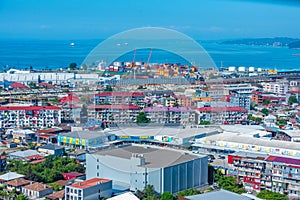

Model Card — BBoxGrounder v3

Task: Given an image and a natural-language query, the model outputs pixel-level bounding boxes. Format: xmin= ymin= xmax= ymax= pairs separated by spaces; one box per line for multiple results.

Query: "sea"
xmin=0 ymin=39 xmax=299 ymax=71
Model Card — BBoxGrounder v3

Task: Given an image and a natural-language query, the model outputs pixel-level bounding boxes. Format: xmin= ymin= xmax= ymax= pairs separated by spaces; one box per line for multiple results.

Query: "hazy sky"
xmin=1 ymin=0 xmax=300 ymax=40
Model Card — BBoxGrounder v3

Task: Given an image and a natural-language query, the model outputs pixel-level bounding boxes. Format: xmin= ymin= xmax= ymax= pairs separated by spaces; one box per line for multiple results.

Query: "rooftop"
xmin=62 ymin=172 xmax=85 ymax=177
xmin=266 ymin=156 xmax=300 ymax=166
xmin=110 ymin=126 xmax=219 ymax=139
xmin=88 ymin=104 xmax=140 ymax=110
xmin=59 ymin=131 xmax=112 ymax=140
xmin=143 ymin=106 xmax=194 ymax=112
xmin=95 ymin=92 xmax=144 ymax=97
xmin=9 ymin=150 xmax=39 ymax=158
xmin=5 ymin=178 xmax=30 ymax=187
xmin=185 ymin=189 xmax=252 ymax=200
xmin=22 ymin=182 xmax=52 ymax=192
xmin=69 ymin=178 xmax=111 ymax=189
xmin=38 ymin=144 xmax=64 ymax=151
xmin=197 ymin=106 xmax=248 ymax=112
xmin=0 ymin=172 xmax=24 ymax=181
xmin=107 ymin=192 xmax=140 ymax=200
xmin=45 ymin=190 xmax=65 ymax=200
xmin=93 ymin=145 xmax=205 ymax=168
xmin=0 ymin=105 xmax=60 ymax=111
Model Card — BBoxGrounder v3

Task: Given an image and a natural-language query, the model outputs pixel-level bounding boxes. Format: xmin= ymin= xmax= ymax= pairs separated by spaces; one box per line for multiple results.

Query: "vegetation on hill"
xmin=257 ymin=190 xmax=288 ymax=200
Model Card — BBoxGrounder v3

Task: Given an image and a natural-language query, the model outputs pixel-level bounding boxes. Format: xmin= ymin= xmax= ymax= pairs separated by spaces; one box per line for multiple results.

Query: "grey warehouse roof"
xmin=59 ymin=131 xmax=113 ymax=140
xmin=93 ymin=145 xmax=205 ymax=168
xmin=185 ymin=189 xmax=252 ymax=200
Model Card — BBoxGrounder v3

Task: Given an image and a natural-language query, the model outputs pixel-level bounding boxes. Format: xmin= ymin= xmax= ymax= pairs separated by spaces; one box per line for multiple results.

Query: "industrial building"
xmin=86 ymin=144 xmax=208 ymax=194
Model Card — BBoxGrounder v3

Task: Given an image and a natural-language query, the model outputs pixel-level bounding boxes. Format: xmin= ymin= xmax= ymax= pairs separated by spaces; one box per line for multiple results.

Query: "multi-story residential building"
xmin=251 ymin=90 xmax=286 ymax=105
xmin=228 ymin=153 xmax=300 ymax=199
xmin=87 ymin=105 xmax=140 ymax=124
xmin=163 ymin=97 xmax=177 ymax=107
xmin=58 ymin=93 xmax=81 ymax=123
xmin=263 ymin=81 xmax=290 ymax=95
xmin=0 ymin=105 xmax=61 ymax=128
xmin=0 ymin=156 xmax=6 ymax=172
xmin=143 ymin=106 xmax=196 ymax=124
xmin=230 ymin=92 xmax=251 ymax=111
xmin=175 ymin=94 xmax=192 ymax=108
xmin=94 ymin=92 xmax=145 ymax=107
xmin=65 ymin=178 xmax=112 ymax=200
xmin=197 ymin=106 xmax=248 ymax=124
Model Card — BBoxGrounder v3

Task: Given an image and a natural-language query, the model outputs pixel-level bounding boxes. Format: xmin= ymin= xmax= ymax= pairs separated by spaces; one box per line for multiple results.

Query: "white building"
xmin=65 ymin=178 xmax=112 ymax=200
xmin=0 ymin=105 xmax=61 ymax=129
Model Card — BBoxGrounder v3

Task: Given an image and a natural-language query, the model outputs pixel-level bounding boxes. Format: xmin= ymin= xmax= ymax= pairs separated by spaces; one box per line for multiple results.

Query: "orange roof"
xmin=69 ymin=178 xmax=111 ymax=189
xmin=45 ymin=190 xmax=65 ymax=200
xmin=5 ymin=178 xmax=30 ymax=187
xmin=22 ymin=182 xmax=52 ymax=192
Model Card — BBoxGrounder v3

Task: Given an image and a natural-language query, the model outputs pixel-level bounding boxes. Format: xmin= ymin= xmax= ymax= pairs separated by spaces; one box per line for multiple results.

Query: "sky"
xmin=1 ymin=0 xmax=300 ymax=40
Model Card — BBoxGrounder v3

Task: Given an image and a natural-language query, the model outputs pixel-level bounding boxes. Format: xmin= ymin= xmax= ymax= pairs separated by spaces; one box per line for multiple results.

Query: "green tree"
xmin=16 ymin=194 xmax=29 ymax=200
xmin=143 ymin=185 xmax=155 ymax=198
xmin=288 ymin=95 xmax=298 ymax=105
xmin=137 ymin=112 xmax=150 ymax=124
xmin=261 ymin=108 xmax=269 ymax=116
xmin=200 ymin=121 xmax=211 ymax=125
xmin=257 ymin=190 xmax=288 ymax=200
xmin=69 ymin=62 xmax=77 ymax=70
xmin=178 ymin=188 xmax=200 ymax=197
xmin=263 ymin=100 xmax=270 ymax=105
xmin=104 ymin=85 xmax=113 ymax=91
xmin=160 ymin=192 xmax=174 ymax=200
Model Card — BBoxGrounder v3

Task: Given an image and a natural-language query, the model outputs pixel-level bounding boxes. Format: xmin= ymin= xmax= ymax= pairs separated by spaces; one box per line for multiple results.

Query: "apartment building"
xmin=263 ymin=81 xmax=290 ymax=95
xmin=228 ymin=153 xmax=300 ymax=199
xmin=65 ymin=178 xmax=112 ymax=200
xmin=94 ymin=92 xmax=145 ymax=107
xmin=87 ymin=105 xmax=140 ymax=124
xmin=0 ymin=105 xmax=61 ymax=128
xmin=197 ymin=106 xmax=248 ymax=124
xmin=143 ymin=106 xmax=196 ymax=124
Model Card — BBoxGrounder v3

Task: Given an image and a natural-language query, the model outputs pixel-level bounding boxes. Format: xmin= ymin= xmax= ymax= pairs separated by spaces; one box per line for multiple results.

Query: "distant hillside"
xmin=220 ymin=37 xmax=299 ymax=47
xmin=288 ymin=41 xmax=300 ymax=49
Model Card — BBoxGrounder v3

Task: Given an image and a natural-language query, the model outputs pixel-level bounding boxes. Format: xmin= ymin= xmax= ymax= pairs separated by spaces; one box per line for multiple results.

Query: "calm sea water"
xmin=0 ymin=39 xmax=299 ymax=71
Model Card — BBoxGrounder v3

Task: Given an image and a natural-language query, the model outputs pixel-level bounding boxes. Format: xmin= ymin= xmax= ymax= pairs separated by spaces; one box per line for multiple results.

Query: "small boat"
xmin=70 ymin=42 xmax=75 ymax=46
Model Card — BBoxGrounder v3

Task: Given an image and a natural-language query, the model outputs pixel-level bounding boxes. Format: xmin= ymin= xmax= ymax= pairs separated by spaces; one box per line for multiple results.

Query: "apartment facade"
xmin=228 ymin=153 xmax=300 ymax=199
xmin=94 ymin=92 xmax=145 ymax=107
xmin=143 ymin=106 xmax=196 ymax=124
xmin=197 ymin=106 xmax=248 ymax=124
xmin=87 ymin=105 xmax=140 ymax=124
xmin=0 ymin=105 xmax=61 ymax=128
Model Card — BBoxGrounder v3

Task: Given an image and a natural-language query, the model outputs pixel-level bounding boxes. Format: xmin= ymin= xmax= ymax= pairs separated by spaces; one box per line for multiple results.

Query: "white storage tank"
xmin=228 ymin=66 xmax=236 ymax=72
xmin=135 ymin=61 xmax=142 ymax=66
xmin=113 ymin=62 xmax=122 ymax=67
xmin=257 ymin=68 xmax=262 ymax=72
xmin=249 ymin=67 xmax=255 ymax=72
xmin=238 ymin=66 xmax=246 ymax=72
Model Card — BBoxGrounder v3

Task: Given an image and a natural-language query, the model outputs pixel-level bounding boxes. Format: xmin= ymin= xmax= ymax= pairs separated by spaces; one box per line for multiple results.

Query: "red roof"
xmin=10 ymin=82 xmax=28 ymax=89
xmin=0 ymin=105 xmax=60 ymax=111
xmin=59 ymin=95 xmax=79 ymax=103
xmin=69 ymin=178 xmax=111 ymax=189
xmin=95 ymin=92 xmax=144 ymax=97
xmin=38 ymin=82 xmax=53 ymax=87
xmin=88 ymin=104 xmax=140 ymax=110
xmin=266 ymin=156 xmax=300 ymax=166
xmin=197 ymin=106 xmax=247 ymax=112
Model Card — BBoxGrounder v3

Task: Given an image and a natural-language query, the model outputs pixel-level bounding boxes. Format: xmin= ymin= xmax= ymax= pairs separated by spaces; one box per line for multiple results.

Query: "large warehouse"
xmin=86 ymin=144 xmax=208 ymax=194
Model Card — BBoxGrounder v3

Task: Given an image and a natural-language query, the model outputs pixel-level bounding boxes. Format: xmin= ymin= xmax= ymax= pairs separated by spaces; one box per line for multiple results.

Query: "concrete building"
xmin=86 ymin=145 xmax=208 ymax=194
xmin=197 ymin=107 xmax=248 ymax=124
xmin=65 ymin=178 xmax=112 ymax=200
xmin=0 ymin=105 xmax=61 ymax=129
xmin=228 ymin=153 xmax=300 ymax=199
xmin=263 ymin=81 xmax=290 ymax=95
xmin=143 ymin=106 xmax=196 ymax=125
xmin=88 ymin=105 xmax=140 ymax=124
xmin=94 ymin=92 xmax=145 ymax=107
xmin=58 ymin=131 xmax=116 ymax=150
xmin=5 ymin=178 xmax=31 ymax=193
xmin=22 ymin=182 xmax=53 ymax=199
xmin=38 ymin=144 xmax=65 ymax=156
xmin=230 ymin=92 xmax=251 ymax=111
